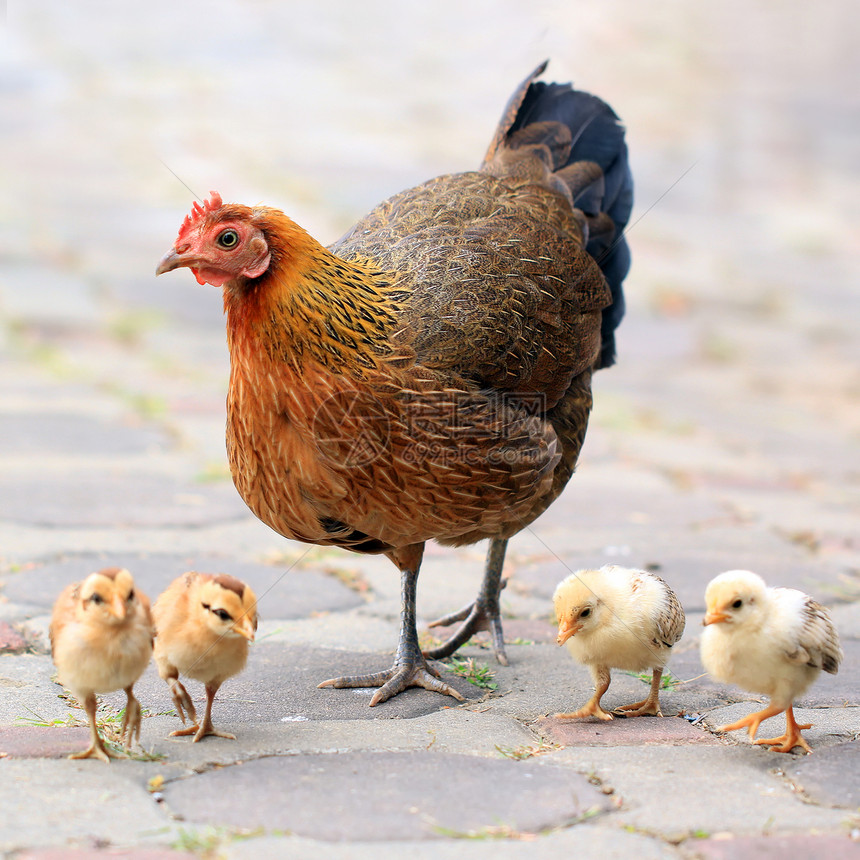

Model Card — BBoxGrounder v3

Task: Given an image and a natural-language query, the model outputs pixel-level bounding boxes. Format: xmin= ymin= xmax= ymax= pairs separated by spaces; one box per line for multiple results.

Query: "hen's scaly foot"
xmin=319 ymin=657 xmax=465 ymax=707
xmin=423 ymin=538 xmax=509 ymax=665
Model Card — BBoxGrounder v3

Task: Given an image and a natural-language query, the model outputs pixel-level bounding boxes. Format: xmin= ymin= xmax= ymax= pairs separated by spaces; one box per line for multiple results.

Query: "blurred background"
xmin=1 ymin=1 xmax=858 ymax=602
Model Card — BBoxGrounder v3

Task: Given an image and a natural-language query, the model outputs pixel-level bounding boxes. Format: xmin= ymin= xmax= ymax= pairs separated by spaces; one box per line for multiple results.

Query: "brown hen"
xmin=156 ymin=62 xmax=633 ymax=705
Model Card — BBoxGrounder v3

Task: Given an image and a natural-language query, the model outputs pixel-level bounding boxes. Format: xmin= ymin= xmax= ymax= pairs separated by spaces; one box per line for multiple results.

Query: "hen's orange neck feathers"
xmin=224 ymin=208 xmax=401 ymax=377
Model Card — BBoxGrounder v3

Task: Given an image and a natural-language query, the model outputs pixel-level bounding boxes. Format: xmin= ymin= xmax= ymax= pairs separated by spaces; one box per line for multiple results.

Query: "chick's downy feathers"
xmin=50 ymin=567 xmax=153 ymax=762
xmin=701 ymin=569 xmax=842 ymax=753
xmin=153 ymin=571 xmax=257 ymax=742
xmin=553 ymin=565 xmax=685 ymax=720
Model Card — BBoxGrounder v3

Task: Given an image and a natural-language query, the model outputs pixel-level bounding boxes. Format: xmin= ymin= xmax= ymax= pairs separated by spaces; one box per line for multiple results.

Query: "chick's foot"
xmin=753 ymin=706 xmax=813 ymax=754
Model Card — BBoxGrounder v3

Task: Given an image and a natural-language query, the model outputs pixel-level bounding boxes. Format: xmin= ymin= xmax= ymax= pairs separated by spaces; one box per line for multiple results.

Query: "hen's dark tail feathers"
xmin=485 ymin=61 xmax=634 ymax=368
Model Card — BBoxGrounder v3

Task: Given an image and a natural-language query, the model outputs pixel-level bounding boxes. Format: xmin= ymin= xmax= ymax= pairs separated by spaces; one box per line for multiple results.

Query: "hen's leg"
xmin=555 ymin=665 xmax=614 ymax=721
xmin=423 ymin=537 xmax=509 ymax=665
xmin=615 ymin=667 xmax=664 ymax=717
xmin=754 ymin=705 xmax=813 ymax=753
xmin=319 ymin=546 xmax=465 ymax=706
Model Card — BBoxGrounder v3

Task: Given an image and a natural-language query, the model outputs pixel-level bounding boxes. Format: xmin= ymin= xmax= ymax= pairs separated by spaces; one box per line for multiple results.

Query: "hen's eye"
xmin=213 ymin=608 xmax=232 ymax=622
xmin=732 ymin=599 xmax=743 ymax=609
xmin=217 ymin=229 xmax=239 ymax=249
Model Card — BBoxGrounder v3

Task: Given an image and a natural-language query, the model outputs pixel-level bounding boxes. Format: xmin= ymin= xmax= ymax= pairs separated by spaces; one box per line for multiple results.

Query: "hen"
xmin=156 ymin=62 xmax=633 ymax=706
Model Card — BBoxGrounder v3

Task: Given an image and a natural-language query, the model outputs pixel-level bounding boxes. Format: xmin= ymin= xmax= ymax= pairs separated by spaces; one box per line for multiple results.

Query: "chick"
xmin=152 ymin=572 xmax=257 ymax=742
xmin=50 ymin=567 xmax=153 ymax=762
xmin=553 ymin=565 xmax=686 ymax=720
xmin=701 ymin=569 xmax=842 ymax=753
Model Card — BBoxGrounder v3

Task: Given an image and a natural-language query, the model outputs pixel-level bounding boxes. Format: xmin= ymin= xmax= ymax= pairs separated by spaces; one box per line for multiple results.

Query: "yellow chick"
xmin=701 ymin=569 xmax=842 ymax=753
xmin=553 ymin=565 xmax=686 ymax=720
xmin=50 ymin=567 xmax=153 ymax=762
xmin=152 ymin=572 xmax=257 ymax=742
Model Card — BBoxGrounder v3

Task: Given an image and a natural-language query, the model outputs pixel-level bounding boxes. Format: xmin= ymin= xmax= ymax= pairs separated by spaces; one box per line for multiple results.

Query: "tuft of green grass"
xmin=623 ymin=670 xmax=683 ymax=690
xmin=445 ymin=657 xmax=497 ymax=691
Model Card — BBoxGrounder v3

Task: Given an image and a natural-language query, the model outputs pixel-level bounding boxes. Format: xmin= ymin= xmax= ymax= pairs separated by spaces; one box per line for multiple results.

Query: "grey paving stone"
xmin=547 ymin=745 xmax=850 ymax=837
xmin=536 ymin=714 xmax=720 ymax=746
xmin=687 ymin=835 xmax=860 ymax=860
xmin=0 ymin=553 xmax=364 ymax=618
xmin=786 ymin=740 xmax=860 ymax=809
xmin=0 ymin=413 xmax=169 ymax=456
xmin=162 ymin=751 xmax=613 ymax=840
xmin=0 ymin=473 xmax=248 ymax=527
xmin=0 ymin=759 xmax=170 ymax=853
xmin=0 ymin=725 xmax=91 ymax=758
xmin=223 ymin=827 xmax=684 ymax=859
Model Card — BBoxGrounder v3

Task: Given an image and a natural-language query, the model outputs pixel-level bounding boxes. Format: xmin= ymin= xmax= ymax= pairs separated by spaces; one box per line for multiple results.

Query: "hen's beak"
xmin=703 ymin=610 xmax=730 ymax=626
xmin=556 ymin=620 xmax=581 ymax=646
xmin=156 ymin=248 xmax=191 ymax=276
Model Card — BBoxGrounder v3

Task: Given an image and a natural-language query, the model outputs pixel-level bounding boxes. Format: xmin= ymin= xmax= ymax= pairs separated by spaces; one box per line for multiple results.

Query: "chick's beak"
xmin=703 ymin=610 xmax=730 ymax=626
xmin=556 ymin=621 xmax=581 ymax=646
xmin=234 ymin=620 xmax=256 ymax=642
xmin=109 ymin=594 xmax=127 ymax=620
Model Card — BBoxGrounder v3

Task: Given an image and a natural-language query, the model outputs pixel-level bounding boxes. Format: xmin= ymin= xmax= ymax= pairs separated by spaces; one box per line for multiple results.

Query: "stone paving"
xmin=1 ymin=1 xmax=859 ymax=858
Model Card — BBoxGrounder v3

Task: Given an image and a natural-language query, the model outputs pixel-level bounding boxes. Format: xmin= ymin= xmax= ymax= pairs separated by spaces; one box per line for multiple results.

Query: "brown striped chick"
xmin=701 ymin=570 xmax=842 ymax=753
xmin=153 ymin=572 xmax=257 ymax=742
xmin=50 ymin=567 xmax=153 ymax=763
xmin=553 ymin=565 xmax=686 ymax=720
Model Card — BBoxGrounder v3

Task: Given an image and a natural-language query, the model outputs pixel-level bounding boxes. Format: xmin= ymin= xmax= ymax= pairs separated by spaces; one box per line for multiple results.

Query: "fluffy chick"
xmin=50 ymin=567 xmax=153 ymax=762
xmin=553 ymin=565 xmax=686 ymax=720
xmin=701 ymin=569 xmax=842 ymax=753
xmin=153 ymin=572 xmax=257 ymax=742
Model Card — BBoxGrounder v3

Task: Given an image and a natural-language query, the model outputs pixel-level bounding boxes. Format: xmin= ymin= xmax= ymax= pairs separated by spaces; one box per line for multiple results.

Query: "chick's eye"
xmin=732 ymin=599 xmax=743 ymax=609
xmin=90 ymin=593 xmax=104 ymax=605
xmin=217 ymin=229 xmax=239 ymax=249
xmin=128 ymin=589 xmax=135 ymax=601
xmin=214 ymin=608 xmax=232 ymax=622
xmin=580 ymin=607 xmax=591 ymax=618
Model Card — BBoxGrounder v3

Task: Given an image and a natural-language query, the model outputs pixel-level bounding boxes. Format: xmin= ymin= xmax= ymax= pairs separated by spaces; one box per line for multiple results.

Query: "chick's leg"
xmin=319 ymin=544 xmax=466 ymax=707
xmin=615 ymin=667 xmax=664 ymax=717
xmin=69 ymin=692 xmax=114 ymax=763
xmin=162 ymin=668 xmax=197 ymax=729
xmin=715 ymin=701 xmax=786 ymax=741
xmin=753 ymin=705 xmax=813 ymax=754
xmin=119 ymin=686 xmax=142 ymax=749
xmin=555 ymin=665 xmax=614 ymax=721
xmin=423 ymin=537 xmax=509 ymax=665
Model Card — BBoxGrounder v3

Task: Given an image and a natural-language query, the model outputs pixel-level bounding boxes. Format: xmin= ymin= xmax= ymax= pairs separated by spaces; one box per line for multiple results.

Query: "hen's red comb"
xmin=176 ymin=191 xmax=223 ymax=243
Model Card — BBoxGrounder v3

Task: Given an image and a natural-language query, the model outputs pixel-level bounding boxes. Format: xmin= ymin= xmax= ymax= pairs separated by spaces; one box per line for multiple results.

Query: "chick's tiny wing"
xmin=647 ymin=573 xmax=686 ymax=648
xmin=786 ymin=594 xmax=843 ymax=674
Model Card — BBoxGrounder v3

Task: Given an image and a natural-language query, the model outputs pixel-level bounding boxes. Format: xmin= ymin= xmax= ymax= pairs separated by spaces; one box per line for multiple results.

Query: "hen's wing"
xmin=331 ymin=170 xmax=609 ymax=409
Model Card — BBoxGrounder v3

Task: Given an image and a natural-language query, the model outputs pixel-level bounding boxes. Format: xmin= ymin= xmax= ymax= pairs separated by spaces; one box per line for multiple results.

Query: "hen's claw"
xmin=319 ymin=658 xmax=465 ymax=707
xmin=423 ymin=538 xmax=510 ymax=665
